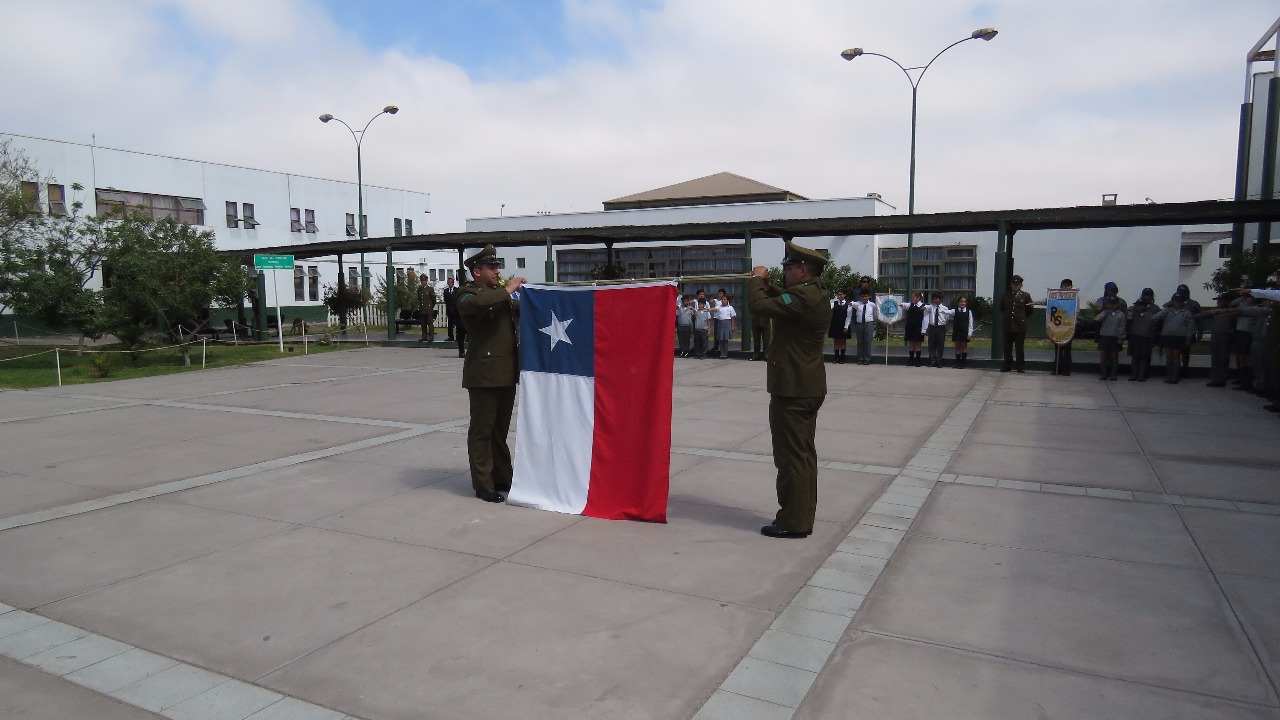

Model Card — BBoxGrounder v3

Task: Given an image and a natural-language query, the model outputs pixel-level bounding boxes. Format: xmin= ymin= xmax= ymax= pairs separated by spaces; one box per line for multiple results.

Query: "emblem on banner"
xmin=1045 ymin=288 xmax=1079 ymax=345
xmin=878 ymin=294 xmax=904 ymax=324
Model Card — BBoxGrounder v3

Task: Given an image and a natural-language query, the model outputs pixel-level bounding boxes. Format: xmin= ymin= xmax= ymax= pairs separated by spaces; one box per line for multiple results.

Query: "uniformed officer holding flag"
xmin=457 ymin=245 xmax=525 ymax=503
xmin=747 ymin=241 xmax=831 ymax=539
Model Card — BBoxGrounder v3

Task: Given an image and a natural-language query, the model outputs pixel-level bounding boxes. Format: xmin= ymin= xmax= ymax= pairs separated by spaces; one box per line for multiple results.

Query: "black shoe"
xmin=1207 ymin=381 xmax=1226 ymax=387
xmin=1129 ymin=376 xmax=1139 ymax=381
xmin=1000 ymin=368 xmax=1011 ymax=373
xmin=760 ymin=524 xmax=812 ymax=539
xmin=475 ymin=489 xmax=504 ymax=503
xmin=1016 ymin=369 xmax=1025 ymax=374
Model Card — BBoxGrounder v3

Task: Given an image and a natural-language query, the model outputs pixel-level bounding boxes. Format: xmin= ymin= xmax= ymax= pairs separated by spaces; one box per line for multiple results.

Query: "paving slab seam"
xmin=54 ymin=393 xmax=431 ymax=430
xmin=854 ymin=628 xmax=1280 ymax=711
xmin=0 ymin=400 xmax=149 ymax=425
xmin=692 ymin=373 xmax=998 ymax=720
xmin=0 ymin=604 xmax=363 ymax=720
xmin=938 ymin=474 xmax=1280 ymax=514
xmin=669 ymin=446 xmax=903 ymax=476
xmin=0 ymin=421 xmax=467 ymax=532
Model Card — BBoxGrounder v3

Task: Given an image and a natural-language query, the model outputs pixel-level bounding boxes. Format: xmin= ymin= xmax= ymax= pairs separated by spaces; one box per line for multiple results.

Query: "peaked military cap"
xmin=782 ymin=241 xmax=826 ymax=270
xmin=464 ymin=244 xmax=504 ymax=270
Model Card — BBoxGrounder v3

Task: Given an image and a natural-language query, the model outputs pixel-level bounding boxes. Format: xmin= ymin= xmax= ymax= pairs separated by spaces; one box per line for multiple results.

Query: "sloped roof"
xmin=603 ymin=172 xmax=808 ymax=210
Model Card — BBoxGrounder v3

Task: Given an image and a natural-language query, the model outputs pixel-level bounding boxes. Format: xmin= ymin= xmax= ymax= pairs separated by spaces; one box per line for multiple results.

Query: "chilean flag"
xmin=508 ymin=282 xmax=675 ymax=522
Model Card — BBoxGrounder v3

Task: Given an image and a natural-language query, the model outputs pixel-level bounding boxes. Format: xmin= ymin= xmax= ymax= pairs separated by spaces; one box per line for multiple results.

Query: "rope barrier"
xmin=0 ymin=349 xmax=55 ymax=363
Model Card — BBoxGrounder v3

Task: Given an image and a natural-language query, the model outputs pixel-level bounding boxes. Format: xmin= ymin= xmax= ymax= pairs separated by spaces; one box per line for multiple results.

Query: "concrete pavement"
xmin=1 ymin=347 xmax=1277 ymax=720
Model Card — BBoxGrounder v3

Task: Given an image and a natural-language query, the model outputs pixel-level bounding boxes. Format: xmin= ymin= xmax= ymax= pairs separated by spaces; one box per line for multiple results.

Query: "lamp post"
xmin=319 ymin=105 xmax=399 ymax=327
xmin=842 ymin=28 xmax=997 ymax=298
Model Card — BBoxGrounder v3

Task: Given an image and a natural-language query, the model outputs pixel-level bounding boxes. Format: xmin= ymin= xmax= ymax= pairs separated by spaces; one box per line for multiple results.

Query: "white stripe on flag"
xmin=508 ymin=371 xmax=595 ymax=514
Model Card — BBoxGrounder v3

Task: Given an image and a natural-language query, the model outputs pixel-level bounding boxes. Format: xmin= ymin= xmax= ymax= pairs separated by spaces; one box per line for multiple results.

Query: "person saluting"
xmin=747 ymin=241 xmax=831 ymax=539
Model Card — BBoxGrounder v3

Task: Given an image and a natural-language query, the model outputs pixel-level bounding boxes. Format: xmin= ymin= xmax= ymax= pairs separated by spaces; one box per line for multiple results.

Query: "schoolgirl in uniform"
xmin=904 ymin=291 xmax=925 ymax=367
xmin=828 ymin=290 xmax=852 ymax=364
xmin=951 ymin=296 xmax=975 ymax=368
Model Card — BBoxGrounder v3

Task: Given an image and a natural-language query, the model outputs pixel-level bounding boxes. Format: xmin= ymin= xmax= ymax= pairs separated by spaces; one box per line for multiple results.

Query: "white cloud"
xmin=1 ymin=0 xmax=1275 ymax=236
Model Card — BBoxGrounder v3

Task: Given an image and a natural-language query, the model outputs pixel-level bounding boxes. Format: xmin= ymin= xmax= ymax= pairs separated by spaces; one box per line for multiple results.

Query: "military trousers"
xmin=467 ymin=386 xmax=516 ymax=493
xmin=769 ymin=394 xmax=825 ymax=533
xmin=1001 ymin=329 xmax=1026 ymax=371
xmin=752 ymin=323 xmax=771 ymax=358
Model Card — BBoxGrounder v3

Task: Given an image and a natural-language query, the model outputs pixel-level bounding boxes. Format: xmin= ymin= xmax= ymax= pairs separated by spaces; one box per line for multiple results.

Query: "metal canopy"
xmin=230 ymin=198 xmax=1280 ymax=261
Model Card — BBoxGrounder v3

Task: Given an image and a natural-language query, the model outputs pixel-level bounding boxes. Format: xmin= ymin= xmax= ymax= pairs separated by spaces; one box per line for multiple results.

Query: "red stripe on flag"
xmin=583 ymin=285 xmax=675 ymax=522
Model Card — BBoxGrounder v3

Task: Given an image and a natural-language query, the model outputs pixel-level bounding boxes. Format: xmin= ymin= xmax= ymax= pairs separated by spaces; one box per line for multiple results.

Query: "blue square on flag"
xmin=520 ymin=286 xmax=595 ymax=378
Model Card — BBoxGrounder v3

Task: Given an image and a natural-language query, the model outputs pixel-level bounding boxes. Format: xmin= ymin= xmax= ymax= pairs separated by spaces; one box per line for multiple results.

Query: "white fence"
xmin=326 ymin=302 xmax=447 ymax=329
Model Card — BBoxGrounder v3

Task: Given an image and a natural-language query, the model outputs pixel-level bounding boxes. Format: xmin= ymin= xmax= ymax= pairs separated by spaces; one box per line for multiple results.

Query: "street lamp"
xmin=319 ymin=105 xmax=399 ymax=327
xmin=842 ymin=28 xmax=997 ymax=297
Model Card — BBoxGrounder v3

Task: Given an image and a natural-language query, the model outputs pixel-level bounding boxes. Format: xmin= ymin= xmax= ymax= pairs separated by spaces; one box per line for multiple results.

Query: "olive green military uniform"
xmin=417 ymin=281 xmax=437 ymax=342
xmin=458 ymin=268 xmax=519 ymax=495
xmin=747 ymin=271 xmax=831 ymax=534
xmin=999 ymin=283 xmax=1035 ymax=372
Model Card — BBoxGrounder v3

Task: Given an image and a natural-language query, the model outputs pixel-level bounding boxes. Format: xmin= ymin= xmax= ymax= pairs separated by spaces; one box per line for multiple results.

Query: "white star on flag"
xmin=538 ymin=311 xmax=574 ymax=351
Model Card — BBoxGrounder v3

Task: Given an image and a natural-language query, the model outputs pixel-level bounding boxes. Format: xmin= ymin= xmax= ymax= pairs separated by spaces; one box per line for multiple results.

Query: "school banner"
xmin=1045 ymin=288 xmax=1078 ymax=345
xmin=878 ymin=294 xmax=905 ymax=324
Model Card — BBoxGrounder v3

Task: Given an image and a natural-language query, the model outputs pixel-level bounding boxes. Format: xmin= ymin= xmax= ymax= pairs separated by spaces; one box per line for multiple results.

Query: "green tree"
xmin=1 ymin=142 xmax=111 ymax=350
xmin=102 ymin=216 xmax=251 ymax=365
xmin=3 ymin=192 xmax=111 ymax=351
xmin=0 ymin=139 xmax=45 ymax=313
xmin=1205 ymin=248 xmax=1280 ymax=293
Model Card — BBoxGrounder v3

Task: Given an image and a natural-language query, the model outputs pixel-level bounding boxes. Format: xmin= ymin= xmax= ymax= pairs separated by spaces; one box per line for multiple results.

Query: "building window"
xmin=394 ymin=218 xmax=403 ymax=236
xmin=1180 ymin=244 xmax=1202 ymax=266
xmin=345 ymin=213 xmax=357 ymax=237
xmin=877 ymin=245 xmax=977 ymax=302
xmin=242 ymin=203 xmax=259 ymax=228
xmin=177 ymin=197 xmax=206 ymax=225
xmin=290 ymin=207 xmax=302 ymax=232
xmin=362 ymin=266 xmax=371 ymax=289
xmin=348 ymin=267 xmax=358 ymax=287
xmin=47 ymin=184 xmax=68 ymax=216
xmin=304 ymin=209 xmax=318 ymax=233
xmin=1219 ymin=244 xmax=1234 ymax=259
xmin=447 ymin=269 xmax=455 ymax=280
xmin=308 ymin=266 xmax=319 ymax=301
xmin=396 ymin=267 xmax=406 ymax=281
xmin=516 ymin=257 xmax=526 ymax=269
xmin=404 ymin=218 xmax=413 ymax=235
xmin=94 ymin=189 xmax=205 ymax=225
xmin=226 ymin=201 xmax=240 ymax=228
xmin=294 ymin=267 xmax=305 ymax=301
xmin=19 ymin=181 xmax=39 ymax=211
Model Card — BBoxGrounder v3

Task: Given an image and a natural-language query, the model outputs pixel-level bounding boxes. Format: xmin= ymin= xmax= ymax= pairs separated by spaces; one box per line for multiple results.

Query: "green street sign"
xmin=254 ymin=254 xmax=295 ymax=270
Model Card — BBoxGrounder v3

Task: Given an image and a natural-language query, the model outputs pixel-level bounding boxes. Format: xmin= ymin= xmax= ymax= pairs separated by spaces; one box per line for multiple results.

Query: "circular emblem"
xmin=879 ymin=298 xmax=899 ymax=316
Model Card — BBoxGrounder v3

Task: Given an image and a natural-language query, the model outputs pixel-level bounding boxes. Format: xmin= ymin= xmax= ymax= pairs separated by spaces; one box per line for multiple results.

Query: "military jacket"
xmin=1000 ymin=290 xmax=1035 ymax=333
xmin=747 ymin=277 xmax=830 ymax=398
xmin=417 ymin=284 xmax=437 ymax=320
xmin=457 ymin=283 xmax=519 ymax=388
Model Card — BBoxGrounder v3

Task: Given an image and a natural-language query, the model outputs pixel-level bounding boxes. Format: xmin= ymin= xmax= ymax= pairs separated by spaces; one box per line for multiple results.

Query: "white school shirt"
xmin=854 ymin=300 xmax=878 ymax=324
xmin=714 ymin=304 xmax=736 ymax=321
xmin=923 ymin=303 xmax=952 ymax=333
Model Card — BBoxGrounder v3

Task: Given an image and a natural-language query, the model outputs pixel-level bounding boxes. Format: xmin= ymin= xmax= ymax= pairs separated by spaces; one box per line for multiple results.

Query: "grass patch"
xmin=0 ymin=340 xmax=352 ymax=389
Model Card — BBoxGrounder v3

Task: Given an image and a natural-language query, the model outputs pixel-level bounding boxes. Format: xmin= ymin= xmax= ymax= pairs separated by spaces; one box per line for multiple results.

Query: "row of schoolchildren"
xmin=1073 ymin=283 xmax=1275 ymax=395
xmin=675 ymin=289 xmax=737 ymax=359
xmin=828 ymin=289 xmax=978 ymax=368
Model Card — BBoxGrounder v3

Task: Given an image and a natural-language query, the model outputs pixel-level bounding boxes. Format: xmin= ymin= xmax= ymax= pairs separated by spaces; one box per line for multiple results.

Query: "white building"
xmin=468 ymin=172 xmax=1233 ymax=310
xmin=2 ymin=132 xmax=440 ymax=316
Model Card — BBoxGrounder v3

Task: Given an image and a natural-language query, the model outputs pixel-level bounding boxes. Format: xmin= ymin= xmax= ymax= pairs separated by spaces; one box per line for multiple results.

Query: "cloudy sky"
xmin=2 ymin=0 xmax=1276 ymax=234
